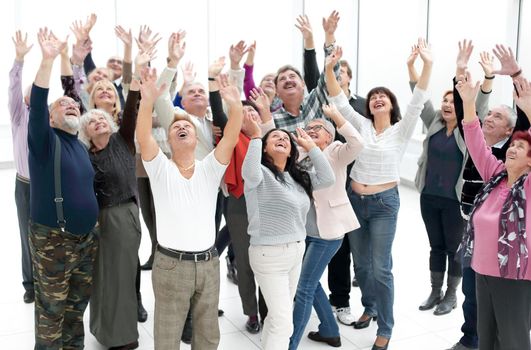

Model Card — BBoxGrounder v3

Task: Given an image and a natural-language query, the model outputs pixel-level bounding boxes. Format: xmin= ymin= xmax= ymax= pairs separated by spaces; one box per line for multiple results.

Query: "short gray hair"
xmin=500 ymin=104 xmax=517 ymax=128
xmin=78 ymin=109 xmax=118 ymax=148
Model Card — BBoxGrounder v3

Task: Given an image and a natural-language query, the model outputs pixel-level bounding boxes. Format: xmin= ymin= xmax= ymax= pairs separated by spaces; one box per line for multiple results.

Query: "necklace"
xmin=174 ymin=160 xmax=195 ymax=171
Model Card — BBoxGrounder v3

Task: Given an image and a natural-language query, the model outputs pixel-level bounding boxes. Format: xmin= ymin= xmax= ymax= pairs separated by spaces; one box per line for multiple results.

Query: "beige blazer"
xmin=302 ymin=121 xmax=365 ymax=239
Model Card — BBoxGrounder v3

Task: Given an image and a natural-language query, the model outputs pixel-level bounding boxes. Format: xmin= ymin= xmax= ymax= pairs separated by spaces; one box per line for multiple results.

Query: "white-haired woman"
xmin=78 ymin=55 xmax=147 ymax=349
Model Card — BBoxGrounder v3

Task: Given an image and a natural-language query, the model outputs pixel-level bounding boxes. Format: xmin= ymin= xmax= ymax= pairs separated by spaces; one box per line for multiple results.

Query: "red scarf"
xmin=224 ymin=133 xmax=250 ymax=198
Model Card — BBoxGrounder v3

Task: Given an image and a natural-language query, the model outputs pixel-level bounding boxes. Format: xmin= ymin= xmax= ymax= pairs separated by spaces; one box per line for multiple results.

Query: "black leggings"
xmin=420 ymin=193 xmax=464 ymax=277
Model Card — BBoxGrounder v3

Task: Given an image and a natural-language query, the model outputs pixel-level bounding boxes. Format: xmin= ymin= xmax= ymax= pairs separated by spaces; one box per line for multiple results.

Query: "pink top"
xmin=463 ymin=118 xmax=531 ymax=280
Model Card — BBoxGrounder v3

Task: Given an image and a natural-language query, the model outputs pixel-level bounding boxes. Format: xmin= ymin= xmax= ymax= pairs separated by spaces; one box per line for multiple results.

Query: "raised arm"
xmin=249 ymin=87 xmax=273 ymax=134
xmin=296 ymin=15 xmax=319 ymax=91
xmin=325 ymin=46 xmax=365 ymax=130
xmin=415 ymin=38 xmax=432 ymax=91
xmin=137 ymin=68 xmax=166 ymax=161
xmin=407 ymin=42 xmax=436 ymax=128
xmin=457 ymin=71 xmax=504 ymax=179
xmin=69 ymin=14 xmax=96 ymax=75
xmin=322 ymin=104 xmax=364 ymax=164
xmin=9 ymin=31 xmax=32 ymax=125
xmin=322 ymin=10 xmax=340 ymax=48
xmin=295 ymin=127 xmax=335 ymax=190
xmin=30 ymin=28 xmax=67 ymax=159
xmin=214 ymin=74 xmax=244 ymax=165
xmin=514 ymin=78 xmax=531 ymax=125
xmin=208 ymin=57 xmax=228 ymax=130
xmin=120 ymin=49 xmax=153 ymax=152
xmin=60 ymin=43 xmax=85 ymax=114
xmin=154 ymin=31 xmax=183 ymax=131
xmin=243 ymin=41 xmax=257 ymax=99
xmin=229 ymin=40 xmax=247 ymax=95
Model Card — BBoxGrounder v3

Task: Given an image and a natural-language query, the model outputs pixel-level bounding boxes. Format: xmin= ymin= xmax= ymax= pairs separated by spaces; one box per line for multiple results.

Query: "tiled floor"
xmin=0 ymin=167 xmax=467 ymax=349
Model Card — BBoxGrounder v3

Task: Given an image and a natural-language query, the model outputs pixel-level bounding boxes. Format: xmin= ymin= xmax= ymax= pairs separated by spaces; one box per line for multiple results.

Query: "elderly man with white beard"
xmin=28 ymin=28 xmax=99 ymax=350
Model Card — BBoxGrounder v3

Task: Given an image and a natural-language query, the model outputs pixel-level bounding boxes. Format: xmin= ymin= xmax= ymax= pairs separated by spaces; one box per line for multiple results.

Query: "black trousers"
xmin=420 ymin=193 xmax=464 ymax=277
xmin=327 ymin=235 xmax=352 ymax=308
xmin=476 ymin=273 xmax=531 ymax=350
xmin=15 ymin=175 xmax=33 ymax=291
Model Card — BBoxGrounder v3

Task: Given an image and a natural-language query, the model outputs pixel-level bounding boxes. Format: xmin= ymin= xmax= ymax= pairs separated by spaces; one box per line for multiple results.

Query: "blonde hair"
xmin=168 ymin=111 xmax=197 ymax=134
xmin=88 ymin=80 xmax=122 ymax=124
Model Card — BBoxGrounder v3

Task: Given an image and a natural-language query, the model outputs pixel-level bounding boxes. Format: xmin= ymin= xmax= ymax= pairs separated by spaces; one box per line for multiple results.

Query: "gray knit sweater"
xmin=242 ymin=139 xmax=335 ymax=245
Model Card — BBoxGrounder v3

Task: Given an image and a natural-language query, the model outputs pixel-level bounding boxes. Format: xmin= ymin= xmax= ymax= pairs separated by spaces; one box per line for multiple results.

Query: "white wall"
xmin=0 ymin=0 xmax=526 ymax=184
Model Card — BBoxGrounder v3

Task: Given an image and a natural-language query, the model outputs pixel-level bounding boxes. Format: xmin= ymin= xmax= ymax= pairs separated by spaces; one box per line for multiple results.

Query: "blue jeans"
xmin=347 ymin=186 xmax=399 ymax=339
xmin=289 ymin=236 xmax=342 ymax=350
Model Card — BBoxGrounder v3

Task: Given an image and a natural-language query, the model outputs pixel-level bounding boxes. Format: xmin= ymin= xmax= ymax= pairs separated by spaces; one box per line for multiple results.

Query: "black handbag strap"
xmin=54 ymin=135 xmax=66 ymax=231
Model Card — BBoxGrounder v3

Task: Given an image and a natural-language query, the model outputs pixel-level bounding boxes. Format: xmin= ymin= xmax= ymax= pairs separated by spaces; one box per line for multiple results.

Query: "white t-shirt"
xmin=143 ymin=149 xmax=228 ymax=251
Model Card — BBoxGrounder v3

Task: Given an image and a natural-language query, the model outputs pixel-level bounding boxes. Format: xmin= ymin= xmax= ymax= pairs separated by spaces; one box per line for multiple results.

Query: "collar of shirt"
xmin=492 ymin=137 xmax=510 ymax=149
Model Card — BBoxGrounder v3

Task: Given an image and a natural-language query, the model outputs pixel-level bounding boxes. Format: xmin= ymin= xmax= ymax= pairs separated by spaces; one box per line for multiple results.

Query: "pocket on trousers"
xmin=154 ymin=253 xmax=178 ymax=271
xmin=377 ymin=196 xmax=399 ymax=214
xmin=253 ymin=244 xmax=285 ymax=258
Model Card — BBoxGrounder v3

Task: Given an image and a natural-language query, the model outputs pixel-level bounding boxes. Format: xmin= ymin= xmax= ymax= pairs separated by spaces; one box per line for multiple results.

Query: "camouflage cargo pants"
xmin=29 ymin=221 xmax=98 ymax=350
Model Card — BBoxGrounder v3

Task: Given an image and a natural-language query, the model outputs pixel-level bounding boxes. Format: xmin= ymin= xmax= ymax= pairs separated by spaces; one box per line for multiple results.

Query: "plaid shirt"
xmin=273 ymin=46 xmax=338 ymax=133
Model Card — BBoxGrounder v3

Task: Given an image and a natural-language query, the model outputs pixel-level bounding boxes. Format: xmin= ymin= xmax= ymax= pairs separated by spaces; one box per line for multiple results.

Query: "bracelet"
xmin=132 ymin=74 xmax=141 ymax=81
xmin=511 ymin=69 xmax=522 ymax=78
xmin=484 ymin=75 xmax=495 ymax=80
xmin=208 ymin=77 xmax=216 ymax=81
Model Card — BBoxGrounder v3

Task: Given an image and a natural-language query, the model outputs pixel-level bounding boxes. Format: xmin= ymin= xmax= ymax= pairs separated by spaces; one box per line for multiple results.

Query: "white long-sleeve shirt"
xmin=327 ymin=87 xmax=428 ymax=185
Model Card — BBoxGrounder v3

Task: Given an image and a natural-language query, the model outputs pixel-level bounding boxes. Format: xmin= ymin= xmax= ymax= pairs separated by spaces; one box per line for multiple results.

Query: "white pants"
xmin=249 ymin=241 xmax=305 ymax=350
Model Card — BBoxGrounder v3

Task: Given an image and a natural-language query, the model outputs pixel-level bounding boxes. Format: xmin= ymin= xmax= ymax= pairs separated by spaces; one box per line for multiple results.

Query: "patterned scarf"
xmin=458 ymin=170 xmax=529 ymax=279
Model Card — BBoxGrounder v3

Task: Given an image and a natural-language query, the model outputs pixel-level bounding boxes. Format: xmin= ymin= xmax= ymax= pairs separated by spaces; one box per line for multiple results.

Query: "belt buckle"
xmin=194 ymin=253 xmax=200 ymax=263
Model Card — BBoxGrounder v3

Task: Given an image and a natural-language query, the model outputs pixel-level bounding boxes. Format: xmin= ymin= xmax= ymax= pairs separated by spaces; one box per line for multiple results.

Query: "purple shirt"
xmin=464 ymin=118 xmax=531 ymax=280
xmin=8 ymin=60 xmax=30 ymax=179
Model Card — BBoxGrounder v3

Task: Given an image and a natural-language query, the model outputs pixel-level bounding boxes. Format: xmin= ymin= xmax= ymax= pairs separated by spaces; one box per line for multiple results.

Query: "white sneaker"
xmin=334 ymin=307 xmax=356 ymax=325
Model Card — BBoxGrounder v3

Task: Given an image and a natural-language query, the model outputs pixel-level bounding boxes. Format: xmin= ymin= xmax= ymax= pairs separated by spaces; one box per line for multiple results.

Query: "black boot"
xmin=226 ymin=255 xmax=238 ymax=285
xmin=434 ymin=275 xmax=461 ymax=315
xmin=181 ymin=311 xmax=193 ymax=344
xmin=419 ymin=271 xmax=444 ymax=311
xmin=137 ymin=293 xmax=148 ymax=323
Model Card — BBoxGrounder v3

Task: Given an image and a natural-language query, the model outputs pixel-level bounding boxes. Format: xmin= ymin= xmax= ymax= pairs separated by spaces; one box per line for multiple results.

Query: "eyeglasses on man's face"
xmin=56 ymin=99 xmax=80 ymax=109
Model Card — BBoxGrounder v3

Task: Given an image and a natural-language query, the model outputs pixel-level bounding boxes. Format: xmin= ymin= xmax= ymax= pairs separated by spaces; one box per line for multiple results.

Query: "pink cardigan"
xmin=463 ymin=118 xmax=531 ymax=280
xmin=300 ymin=122 xmax=365 ymax=239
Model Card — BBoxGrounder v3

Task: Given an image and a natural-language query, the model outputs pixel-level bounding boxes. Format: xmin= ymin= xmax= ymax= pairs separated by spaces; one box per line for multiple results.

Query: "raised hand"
xmin=417 ymin=38 xmax=432 ymax=64
xmin=115 ymin=25 xmax=132 ymax=47
xmin=325 ymin=46 xmax=343 ymax=70
xmin=406 ymin=44 xmax=419 ymax=67
xmin=249 ymin=87 xmax=270 ymax=112
xmin=135 ymin=45 xmax=157 ymax=67
xmin=137 ymin=25 xmax=162 ymax=54
xmin=245 ymin=40 xmax=256 ymax=66
xmin=181 ymin=61 xmax=196 ymax=84
xmin=83 ymin=13 xmax=97 ymax=34
xmin=208 ymin=56 xmax=226 ymax=79
xmin=229 ymin=40 xmax=248 ymax=68
xmin=478 ymin=51 xmax=495 ymax=78
xmin=247 ymin=117 xmax=262 ymax=139
xmin=71 ymin=40 xmax=92 ymax=65
xmin=322 ymin=103 xmax=342 ymax=123
xmin=455 ymin=71 xmax=480 ymax=105
xmin=514 ymin=78 xmax=531 ymax=114
xmin=166 ymin=31 xmax=185 ymax=66
xmin=295 ymin=15 xmax=313 ymax=40
xmin=322 ymin=10 xmax=340 ymax=36
xmin=12 ymin=30 xmax=33 ymax=61
xmin=456 ymin=39 xmax=474 ymax=70
xmin=37 ymin=28 xmax=67 ymax=60
xmin=492 ymin=44 xmax=520 ymax=76
xmin=295 ymin=127 xmax=317 ymax=151
xmin=139 ymin=67 xmax=166 ymax=102
xmin=218 ymin=73 xmax=241 ymax=106
xmin=70 ymin=19 xmax=89 ymax=45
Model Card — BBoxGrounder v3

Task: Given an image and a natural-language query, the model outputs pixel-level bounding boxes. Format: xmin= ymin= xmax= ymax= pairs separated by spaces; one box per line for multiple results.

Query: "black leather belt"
xmin=157 ymin=245 xmax=218 ymax=262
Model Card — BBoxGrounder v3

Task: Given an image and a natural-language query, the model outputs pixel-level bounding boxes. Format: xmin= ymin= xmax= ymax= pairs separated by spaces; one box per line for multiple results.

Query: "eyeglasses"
xmin=107 ymin=58 xmax=123 ymax=65
xmin=305 ymin=124 xmax=328 ymax=133
xmin=55 ymin=99 xmax=80 ymax=109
